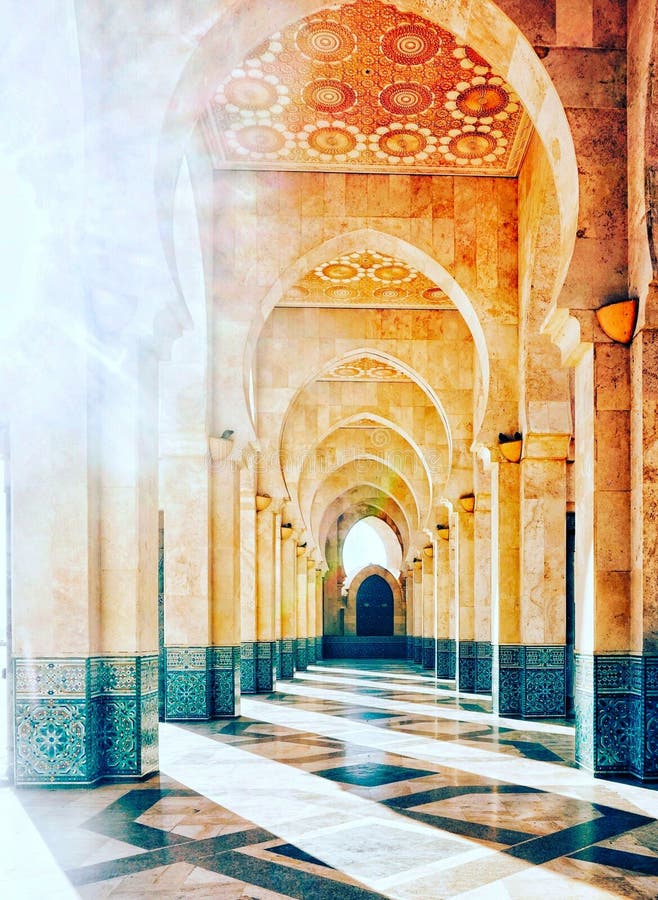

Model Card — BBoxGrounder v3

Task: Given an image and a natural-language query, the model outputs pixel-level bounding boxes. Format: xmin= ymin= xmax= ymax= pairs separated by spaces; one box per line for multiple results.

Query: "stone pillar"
xmin=295 ymin=546 xmax=309 ymax=670
xmin=306 ymin=558 xmax=317 ymax=665
xmin=315 ymin=568 xmax=324 ymax=660
xmin=209 ymin=445 xmax=242 ymax=716
xmin=279 ymin=525 xmax=297 ymax=678
xmin=493 ymin=462 xmax=522 ymax=715
xmin=574 ymin=342 xmax=632 ymax=774
xmin=239 ymin=457 xmax=257 ymax=693
xmin=255 ymin=497 xmax=280 ymax=692
xmin=412 ymin=559 xmax=423 ymax=664
xmin=161 ymin=443 xmax=213 ymax=721
xmin=421 ymin=546 xmax=435 ymax=669
xmin=630 ymin=321 xmax=658 ymax=778
xmin=473 ymin=488 xmax=493 ymax=693
xmin=518 ymin=438 xmax=569 ymax=717
xmin=435 ymin=533 xmax=452 ymax=677
xmin=404 ymin=570 xmax=414 ymax=659
xmin=457 ymin=511 xmax=476 ymax=691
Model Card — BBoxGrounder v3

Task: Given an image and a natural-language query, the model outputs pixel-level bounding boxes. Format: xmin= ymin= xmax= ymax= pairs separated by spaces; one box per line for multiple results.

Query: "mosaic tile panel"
xmin=475 ymin=641 xmax=492 ymax=693
xmin=406 ymin=635 xmax=414 ymax=659
xmin=458 ymin=641 xmax=476 ymax=692
xmin=241 ymin=642 xmax=257 ymax=694
xmin=413 ymin=635 xmax=423 ymax=665
xmin=436 ymin=638 xmax=455 ymax=679
xmin=210 ymin=646 xmax=241 ymax=717
xmin=497 ymin=645 xmax=522 ymax=716
xmin=256 ymin=641 xmax=277 ymax=692
xmin=322 ymin=636 xmax=407 ymax=658
xmin=14 ymin=655 xmax=158 ymax=785
xmin=422 ymin=637 xmax=435 ymax=670
xmin=314 ymin=636 xmax=323 ymax=661
xmin=165 ymin=647 xmax=211 ymax=720
xmin=295 ymin=637 xmax=309 ymax=671
xmin=279 ymin=639 xmax=296 ymax=679
xmin=521 ymin=645 xmax=566 ymax=718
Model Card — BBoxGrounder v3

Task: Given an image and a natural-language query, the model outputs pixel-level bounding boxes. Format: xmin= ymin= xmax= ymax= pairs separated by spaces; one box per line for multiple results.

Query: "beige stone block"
xmin=594 ymin=569 xmax=631 ymax=651
xmin=595 ymin=409 xmax=630 ymax=491
xmin=556 ymin=0 xmax=594 ymax=46
xmin=345 ymin=173 xmax=368 ymax=217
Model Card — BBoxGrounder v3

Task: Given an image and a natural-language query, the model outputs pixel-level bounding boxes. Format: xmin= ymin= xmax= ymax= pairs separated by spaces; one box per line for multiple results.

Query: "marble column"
xmin=315 ymin=567 xmax=324 ymax=661
xmin=574 ymin=342 xmax=632 ymax=774
xmin=518 ymin=439 xmax=569 ymax=717
xmin=239 ymin=457 xmax=257 ymax=693
xmin=421 ymin=546 xmax=435 ymax=669
xmin=435 ymin=534 xmax=453 ymax=678
xmin=412 ymin=559 xmax=423 ymax=664
xmin=209 ymin=445 xmax=242 ymax=717
xmin=295 ymin=546 xmax=309 ymax=670
xmin=279 ymin=525 xmax=297 ymax=678
xmin=473 ymin=488 xmax=493 ymax=693
xmin=255 ymin=498 xmax=280 ymax=691
xmin=493 ymin=461 xmax=522 ymax=716
xmin=457 ymin=511 xmax=476 ymax=691
xmin=630 ymin=320 xmax=658 ymax=778
xmin=306 ymin=558 xmax=318 ymax=665
xmin=404 ymin=570 xmax=414 ymax=659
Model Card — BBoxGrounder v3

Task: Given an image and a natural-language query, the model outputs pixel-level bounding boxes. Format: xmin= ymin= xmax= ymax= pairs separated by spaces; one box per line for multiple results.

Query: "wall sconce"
xmin=280 ymin=523 xmax=293 ymax=540
xmin=596 ymin=298 xmax=638 ymax=344
xmin=422 ymin=544 xmax=433 ymax=558
xmin=296 ymin=542 xmax=307 ymax=556
xmin=256 ymin=493 xmax=272 ymax=511
xmin=498 ymin=431 xmax=523 ymax=463
xmin=220 ymin=429 xmax=234 ymax=440
xmin=436 ymin=524 xmax=450 ymax=540
xmin=459 ymin=492 xmax=475 ymax=512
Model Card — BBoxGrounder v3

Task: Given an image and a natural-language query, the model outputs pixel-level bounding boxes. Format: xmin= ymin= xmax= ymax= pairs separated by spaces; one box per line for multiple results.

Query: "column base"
xmin=307 ymin=636 xmax=318 ymax=665
xmin=240 ymin=642 xmax=257 ymax=694
xmin=314 ymin=636 xmax=323 ymax=661
xmin=255 ymin=641 xmax=277 ymax=692
xmin=406 ymin=635 xmax=414 ymax=659
xmin=165 ymin=646 xmax=240 ymax=718
xmin=458 ymin=641 xmax=476 ymax=691
xmin=575 ymin=654 xmax=658 ymax=780
xmin=475 ymin=641 xmax=493 ymax=693
xmin=295 ymin=637 xmax=308 ymax=671
xmin=436 ymin=639 xmax=456 ymax=678
xmin=422 ymin=637 xmax=435 ymax=670
xmin=413 ymin=636 xmax=423 ymax=664
xmin=14 ymin=655 xmax=159 ymax=786
xmin=496 ymin=645 xmax=566 ymax=717
xmin=279 ymin=639 xmax=296 ymax=679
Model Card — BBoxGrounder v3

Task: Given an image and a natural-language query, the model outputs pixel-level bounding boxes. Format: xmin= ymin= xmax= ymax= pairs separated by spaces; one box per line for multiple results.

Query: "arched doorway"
xmin=356 ymin=574 xmax=393 ymax=637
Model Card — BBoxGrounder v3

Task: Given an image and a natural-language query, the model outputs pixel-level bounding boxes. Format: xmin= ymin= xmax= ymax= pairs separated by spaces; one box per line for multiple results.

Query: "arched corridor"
xmin=4 ymin=0 xmax=658 ymax=894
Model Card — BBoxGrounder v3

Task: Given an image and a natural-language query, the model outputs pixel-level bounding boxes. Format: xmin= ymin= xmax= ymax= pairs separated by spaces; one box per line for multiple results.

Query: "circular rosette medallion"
xmin=224 ymin=78 xmax=278 ymax=111
xmin=371 ymin=264 xmax=415 ymax=284
xmin=379 ymin=129 xmax=427 ymax=157
xmin=326 ymin=285 xmax=358 ymax=300
xmin=381 ymin=24 xmax=441 ymax=65
xmin=449 ymin=132 xmax=496 ymax=159
xmin=296 ymin=20 xmax=356 ymax=62
xmin=308 ymin=127 xmax=356 ymax=155
xmin=456 ymin=84 xmax=509 ymax=117
xmin=380 ymin=82 xmax=432 ymax=116
xmin=422 ymin=287 xmax=447 ymax=302
xmin=303 ymin=79 xmax=357 ymax=114
xmin=332 ymin=363 xmax=362 ymax=378
xmin=235 ymin=125 xmax=285 ymax=155
xmin=374 ymin=286 xmax=408 ymax=302
xmin=322 ymin=263 xmax=359 ymax=280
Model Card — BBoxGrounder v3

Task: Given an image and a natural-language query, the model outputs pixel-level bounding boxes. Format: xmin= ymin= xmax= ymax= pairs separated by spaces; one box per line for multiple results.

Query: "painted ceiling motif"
xmin=320 ymin=356 xmax=411 ymax=381
xmin=202 ymin=0 xmax=532 ymax=175
xmin=280 ymin=249 xmax=454 ymax=308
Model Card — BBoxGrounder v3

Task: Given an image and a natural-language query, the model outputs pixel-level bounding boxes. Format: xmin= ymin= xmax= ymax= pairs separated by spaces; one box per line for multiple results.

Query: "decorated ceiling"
xmin=202 ymin=0 xmax=532 ymax=176
xmin=279 ymin=249 xmax=454 ymax=308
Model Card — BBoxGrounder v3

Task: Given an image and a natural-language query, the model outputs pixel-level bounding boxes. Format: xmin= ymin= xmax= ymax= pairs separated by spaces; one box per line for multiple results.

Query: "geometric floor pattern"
xmin=3 ymin=659 xmax=658 ymax=898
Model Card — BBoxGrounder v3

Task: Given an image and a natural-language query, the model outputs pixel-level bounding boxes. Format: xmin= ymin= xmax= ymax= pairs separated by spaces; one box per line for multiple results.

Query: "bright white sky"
xmin=342 ymin=515 xmax=401 ymax=586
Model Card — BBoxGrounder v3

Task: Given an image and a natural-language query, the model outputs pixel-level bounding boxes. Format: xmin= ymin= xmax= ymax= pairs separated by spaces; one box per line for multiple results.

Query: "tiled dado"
xmin=14 ymin=656 xmax=158 ymax=786
xmin=575 ymin=653 xmax=658 ymax=780
xmin=413 ymin=634 xmax=422 ymax=664
xmin=165 ymin=646 xmax=240 ymax=719
xmin=278 ymin=639 xmax=295 ymax=679
xmin=295 ymin=636 xmax=309 ymax=671
xmin=422 ymin=636 xmax=435 ymax=669
xmin=459 ymin=640 xmax=493 ymax=693
xmin=497 ymin=645 xmax=566 ymax=717
xmin=256 ymin=641 xmax=278 ymax=692
xmin=437 ymin=638 xmax=456 ymax=678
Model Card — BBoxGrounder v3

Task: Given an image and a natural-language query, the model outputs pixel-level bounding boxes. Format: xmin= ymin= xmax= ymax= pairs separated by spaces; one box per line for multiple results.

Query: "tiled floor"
xmin=3 ymin=659 xmax=658 ymax=898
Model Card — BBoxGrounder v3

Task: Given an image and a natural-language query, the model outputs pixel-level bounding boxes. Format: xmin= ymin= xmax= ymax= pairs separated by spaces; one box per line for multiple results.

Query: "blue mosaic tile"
xmin=99 ymin=697 xmax=138 ymax=774
xmin=314 ymin=636 xmax=323 ymax=661
xmin=15 ymin=699 xmax=89 ymax=784
xmin=166 ymin=670 xmax=209 ymax=719
xmin=497 ymin=646 xmax=522 ymax=715
xmin=413 ymin=636 xmax=422 ymax=664
xmin=240 ymin=642 xmax=257 ymax=693
xmin=523 ymin=668 xmax=565 ymax=718
xmin=596 ymin=695 xmax=631 ymax=770
xmin=307 ymin=637 xmax=317 ymax=665
xmin=422 ymin=637 xmax=435 ymax=670
xmin=140 ymin=693 xmax=159 ymax=773
xmin=15 ymin=658 xmax=86 ymax=698
xmin=475 ymin=642 xmax=492 ymax=693
xmin=256 ymin=642 xmax=277 ymax=692
xmin=279 ymin=639 xmax=295 ymax=679
xmin=295 ymin=638 xmax=308 ymax=671
xmin=574 ymin=656 xmax=594 ymax=771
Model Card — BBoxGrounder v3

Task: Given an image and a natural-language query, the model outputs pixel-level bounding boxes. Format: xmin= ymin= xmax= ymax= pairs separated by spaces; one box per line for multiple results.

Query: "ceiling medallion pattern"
xmin=321 ymin=357 xmax=411 ymax=381
xmin=280 ymin=249 xmax=454 ymax=308
xmin=205 ymin=0 xmax=531 ymax=175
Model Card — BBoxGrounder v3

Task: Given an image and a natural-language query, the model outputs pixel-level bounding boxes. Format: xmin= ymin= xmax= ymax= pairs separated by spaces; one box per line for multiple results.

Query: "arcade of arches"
xmin=4 ymin=0 xmax=658 ymax=800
